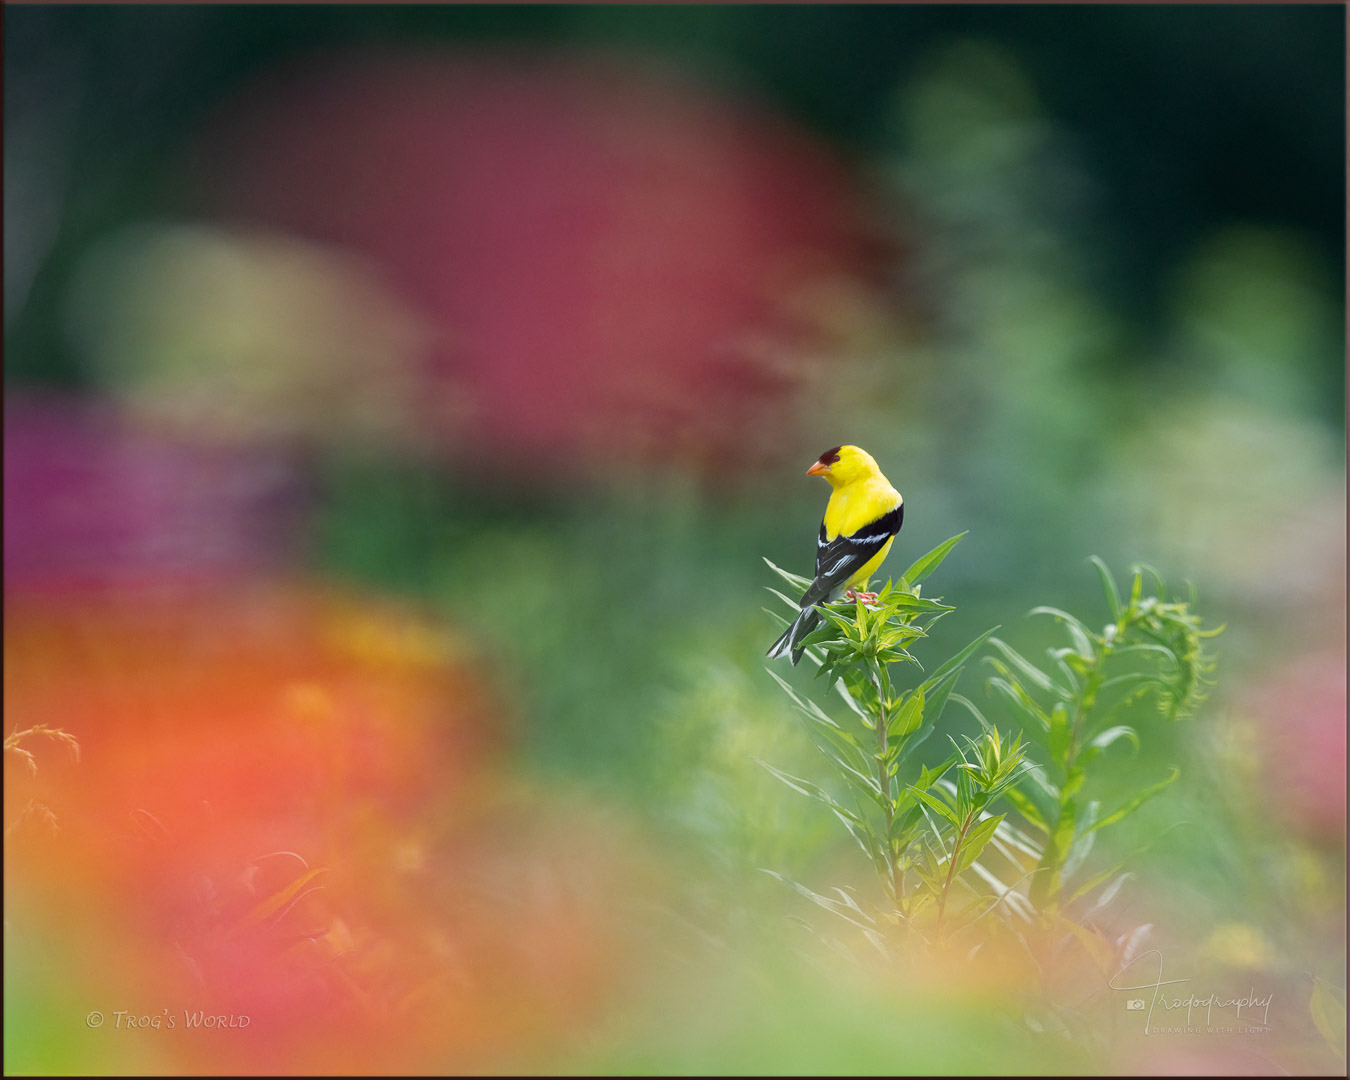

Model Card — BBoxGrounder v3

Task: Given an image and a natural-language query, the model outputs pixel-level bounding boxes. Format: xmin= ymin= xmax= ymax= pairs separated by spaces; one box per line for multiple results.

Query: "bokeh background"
xmin=5 ymin=5 xmax=1345 ymax=1075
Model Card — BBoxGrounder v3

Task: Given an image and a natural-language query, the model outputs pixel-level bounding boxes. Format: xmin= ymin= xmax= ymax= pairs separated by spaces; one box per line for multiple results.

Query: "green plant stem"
xmin=935 ymin=807 xmax=976 ymax=935
xmin=1065 ymin=662 xmax=1101 ymax=771
xmin=1065 ymin=612 xmax=1132 ymax=770
xmin=872 ymin=665 xmax=904 ymax=906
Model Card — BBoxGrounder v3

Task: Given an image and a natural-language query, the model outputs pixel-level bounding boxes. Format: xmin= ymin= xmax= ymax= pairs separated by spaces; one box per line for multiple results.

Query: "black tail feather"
xmin=766 ymin=605 xmax=822 ymax=666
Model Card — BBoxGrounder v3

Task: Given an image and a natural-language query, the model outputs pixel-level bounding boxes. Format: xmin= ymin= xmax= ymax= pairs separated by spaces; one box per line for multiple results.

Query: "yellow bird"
xmin=767 ymin=444 xmax=904 ymax=665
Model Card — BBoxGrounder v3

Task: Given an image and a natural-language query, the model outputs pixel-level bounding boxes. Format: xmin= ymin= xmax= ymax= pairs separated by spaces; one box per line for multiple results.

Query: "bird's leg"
xmin=843 ymin=588 xmax=879 ymax=604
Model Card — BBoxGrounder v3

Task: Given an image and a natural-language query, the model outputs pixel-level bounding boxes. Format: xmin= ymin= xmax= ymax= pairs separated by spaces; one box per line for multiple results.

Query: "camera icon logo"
xmin=1125 ymin=998 xmax=1146 ymax=1011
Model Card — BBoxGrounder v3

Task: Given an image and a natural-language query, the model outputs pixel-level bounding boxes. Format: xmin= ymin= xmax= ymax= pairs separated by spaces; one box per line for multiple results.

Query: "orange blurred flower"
xmin=5 ymin=584 xmax=643 ymax=1073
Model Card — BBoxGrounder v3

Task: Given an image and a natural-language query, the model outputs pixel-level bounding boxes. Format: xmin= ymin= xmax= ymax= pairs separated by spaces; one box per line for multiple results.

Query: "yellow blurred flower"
xmin=1201 ymin=922 xmax=1277 ymax=971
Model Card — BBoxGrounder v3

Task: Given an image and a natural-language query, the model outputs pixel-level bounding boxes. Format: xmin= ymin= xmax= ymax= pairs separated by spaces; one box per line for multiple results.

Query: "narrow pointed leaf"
xmin=888 ymin=593 xmax=955 ymax=614
xmin=1089 ymin=556 xmax=1122 ymax=621
xmin=1029 ymin=606 xmax=1096 ymax=656
xmin=989 ymin=639 xmax=1071 ymax=699
xmin=953 ymin=813 xmax=1005 ymax=875
xmin=236 ymin=867 xmax=329 ymax=932
xmin=1310 ymin=976 xmax=1347 ymax=1062
xmin=1002 ymin=785 xmax=1048 ymax=833
xmin=1110 ymin=643 xmax=1178 ymax=664
xmin=763 ymin=557 xmax=812 ymax=592
xmin=760 ymin=871 xmax=888 ymax=950
xmin=1087 ymin=725 xmax=1139 ymax=755
xmin=986 ymin=676 xmax=1052 ymax=734
xmin=888 ymin=688 xmax=925 ymax=739
xmin=765 ymin=587 xmax=803 ymax=613
xmin=1086 ymin=767 xmax=1181 ymax=834
xmin=910 ymin=785 xmax=961 ymax=828
xmin=1099 ymin=672 xmax=1168 ymax=694
xmin=755 ymin=759 xmax=880 ymax=860
xmin=901 ymin=531 xmax=968 ymax=587
xmin=1081 ymin=871 xmax=1133 ymax=921
xmin=756 ymin=760 xmax=861 ymax=824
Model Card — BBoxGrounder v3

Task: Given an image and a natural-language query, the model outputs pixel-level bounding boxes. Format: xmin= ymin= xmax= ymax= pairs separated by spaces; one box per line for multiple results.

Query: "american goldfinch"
xmin=767 ymin=444 xmax=904 ymax=665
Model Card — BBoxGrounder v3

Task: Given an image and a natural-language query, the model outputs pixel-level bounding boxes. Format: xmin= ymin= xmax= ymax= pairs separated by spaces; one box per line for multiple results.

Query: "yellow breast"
xmin=822 ymin=480 xmax=902 ymax=540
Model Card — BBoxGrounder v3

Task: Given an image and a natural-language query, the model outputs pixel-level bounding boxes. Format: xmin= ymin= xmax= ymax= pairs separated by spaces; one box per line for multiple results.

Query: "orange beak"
xmin=806 ymin=460 xmax=830 ymax=477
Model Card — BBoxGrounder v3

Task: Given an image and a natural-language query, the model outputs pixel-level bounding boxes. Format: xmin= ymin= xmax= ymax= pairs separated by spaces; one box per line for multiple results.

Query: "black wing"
xmin=800 ymin=503 xmax=904 ymax=609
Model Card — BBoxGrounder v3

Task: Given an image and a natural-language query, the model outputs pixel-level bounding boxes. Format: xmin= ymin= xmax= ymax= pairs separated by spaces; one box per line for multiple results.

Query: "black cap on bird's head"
xmin=806 ymin=444 xmax=878 ymax=487
xmin=806 ymin=447 xmax=842 ymax=475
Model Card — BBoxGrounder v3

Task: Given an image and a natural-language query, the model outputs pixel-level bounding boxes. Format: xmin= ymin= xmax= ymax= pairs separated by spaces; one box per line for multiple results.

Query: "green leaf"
xmin=874 ymin=658 xmax=894 ymax=705
xmin=1085 ymin=725 xmax=1140 ymax=755
xmin=760 ymin=870 xmax=888 ymax=950
xmin=1066 ymin=862 xmax=1128 ymax=906
xmin=1047 ymin=647 xmax=1085 ymax=693
xmin=915 ymin=667 xmax=963 ymax=733
xmin=821 ymin=608 xmax=858 ymax=636
xmin=986 ymin=675 xmax=1052 ymax=735
xmin=1110 ymin=642 xmax=1178 ymax=664
xmin=887 ymin=593 xmax=956 ymax=614
xmin=832 ymin=674 xmax=871 ymax=720
xmin=1086 ymin=767 xmax=1181 ymax=834
xmin=910 ymin=785 xmax=961 ymax=828
xmin=765 ymin=587 xmax=803 ymax=613
xmin=917 ymin=752 xmax=960 ymax=792
xmin=987 ymin=813 xmax=1043 ymax=862
xmin=888 ymin=687 xmax=925 ymax=739
xmin=948 ymin=692 xmax=993 ymax=734
xmin=1002 ymin=785 xmax=1048 ymax=833
xmin=829 ymin=885 xmax=878 ymax=926
xmin=899 ymin=713 xmax=941 ymax=760
xmin=799 ymin=623 xmax=843 ymax=648
xmin=1310 ymin=975 xmax=1347 ymax=1063
xmin=1130 ymin=562 xmax=1168 ymax=600
xmin=953 ymin=813 xmax=1005 ymax=874
xmin=763 ymin=557 xmax=812 ymax=593
xmin=954 ymin=759 xmax=974 ymax=812
xmin=766 ymin=669 xmax=868 ymax=757
xmin=1062 ymin=801 xmax=1100 ymax=880
xmin=1089 ymin=556 xmax=1122 ymax=621
xmin=803 ymin=730 xmax=886 ymax=808
xmin=755 ymin=759 xmax=878 ymax=859
xmin=1030 ymin=606 xmax=1097 ymax=658
xmin=756 ymin=759 xmax=859 ymax=820
xmin=918 ymin=623 xmax=999 ymax=698
xmin=838 ymin=666 xmax=880 ymax=718
xmin=1023 ymin=760 xmax=1061 ymax=801
xmin=878 ymin=646 xmax=921 ymax=669
xmin=1081 ymin=871 xmax=1133 ymax=920
xmin=762 ymin=606 xmax=791 ymax=630
xmin=889 ymin=800 xmax=922 ymax=842
xmin=901 ymin=531 xmax=967 ymax=587
xmin=989 ymin=639 xmax=1072 ymax=700
xmin=1098 ymin=671 xmax=1169 ymax=695
xmin=912 ymin=841 xmax=947 ymax=889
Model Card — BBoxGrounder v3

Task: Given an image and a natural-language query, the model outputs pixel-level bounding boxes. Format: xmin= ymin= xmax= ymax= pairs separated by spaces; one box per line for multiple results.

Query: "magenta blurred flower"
xmin=1247 ymin=648 xmax=1347 ymax=840
xmin=3 ymin=391 xmax=308 ymax=589
xmin=192 ymin=48 xmax=880 ymax=481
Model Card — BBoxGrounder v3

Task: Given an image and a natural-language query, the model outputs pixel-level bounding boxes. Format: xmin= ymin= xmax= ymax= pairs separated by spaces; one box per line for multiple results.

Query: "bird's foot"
xmin=843 ymin=588 xmax=879 ymax=605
